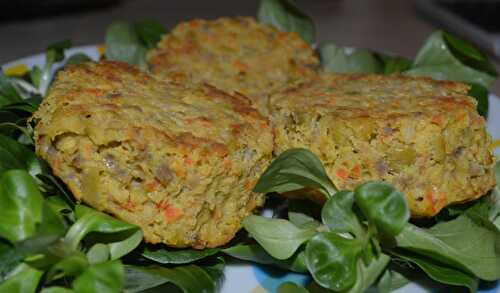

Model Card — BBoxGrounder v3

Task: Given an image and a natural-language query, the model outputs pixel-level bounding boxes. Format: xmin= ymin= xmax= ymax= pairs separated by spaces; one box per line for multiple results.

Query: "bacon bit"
xmin=171 ymin=161 xmax=187 ymax=178
xmin=233 ymin=60 xmax=249 ymax=72
xmin=299 ymin=41 xmax=309 ymax=49
xmin=211 ymin=142 xmax=228 ymax=157
xmin=335 ymin=168 xmax=349 ymax=180
xmin=188 ymin=20 xmax=201 ymax=28
xmin=425 ymin=187 xmax=442 ymax=214
xmin=431 ymin=115 xmax=445 ymax=126
xmin=230 ymin=123 xmax=241 ymax=135
xmin=199 ymin=119 xmax=212 ymax=128
xmin=472 ymin=115 xmax=484 ymax=126
xmin=144 ymin=180 xmax=159 ymax=192
xmin=223 ymin=158 xmax=232 ymax=169
xmin=350 ymin=165 xmax=361 ymax=179
xmin=437 ymin=192 xmax=446 ymax=210
xmin=53 ymin=158 xmax=62 ymax=170
xmin=120 ymin=200 xmax=135 ymax=212
xmin=156 ymin=202 xmax=181 ymax=223
xmin=244 ymin=180 xmax=255 ymax=190
xmin=276 ymin=31 xmax=288 ymax=42
xmin=212 ymin=209 xmax=222 ymax=220
xmin=260 ymin=121 xmax=269 ymax=129
xmin=184 ymin=157 xmax=193 ymax=165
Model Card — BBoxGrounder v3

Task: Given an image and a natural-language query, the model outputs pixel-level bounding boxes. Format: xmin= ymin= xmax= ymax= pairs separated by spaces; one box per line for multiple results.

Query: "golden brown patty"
xmin=33 ymin=61 xmax=273 ymax=248
xmin=270 ymin=73 xmax=496 ymax=217
xmin=147 ymin=17 xmax=319 ymax=114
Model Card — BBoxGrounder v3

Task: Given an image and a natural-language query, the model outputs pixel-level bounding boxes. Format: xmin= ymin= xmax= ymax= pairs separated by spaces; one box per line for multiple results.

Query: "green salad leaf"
xmin=105 ymin=22 xmax=148 ymax=69
xmin=0 ymin=71 xmax=23 ymax=107
xmin=124 ymin=263 xmax=222 ymax=293
xmin=395 ymin=214 xmax=500 ymax=281
xmin=392 ymin=251 xmax=478 ymax=292
xmin=64 ymin=205 xmax=142 ymax=260
xmin=354 ymin=182 xmax=410 ymax=237
xmin=40 ymin=40 xmax=72 ymax=95
xmin=376 ymin=269 xmax=410 ymax=293
xmin=0 ymin=170 xmax=44 ymax=243
xmin=42 ymin=287 xmax=75 ymax=293
xmin=46 ymin=252 xmax=88 ymax=282
xmin=40 ymin=287 xmax=74 ymax=293
xmin=375 ymin=53 xmax=412 ymax=74
xmin=65 ymin=53 xmax=92 ymax=66
xmin=347 ymin=253 xmax=390 ymax=293
xmin=321 ymin=190 xmax=362 ymax=237
xmin=253 ymin=148 xmax=336 ymax=197
xmin=319 ymin=43 xmax=383 ymax=74
xmin=243 ymin=215 xmax=317 ymax=260
xmin=0 ymin=134 xmax=42 ymax=177
xmin=72 ymin=259 xmax=124 ymax=293
xmin=135 ymin=20 xmax=167 ymax=49
xmin=406 ymin=31 xmax=497 ymax=88
xmin=142 ymin=247 xmax=220 ymax=264
xmin=0 ymin=263 xmax=43 ymax=293
xmin=105 ymin=20 xmax=166 ymax=69
xmin=122 ymin=265 xmax=170 ymax=293
xmin=305 ymin=232 xmax=361 ymax=291
xmin=223 ymin=244 xmax=307 ymax=273
xmin=467 ymin=83 xmax=489 ymax=118
xmin=287 ymin=199 xmax=321 ymax=229
xmin=257 ymin=0 xmax=315 ymax=44
xmin=0 ymin=235 xmax=59 ymax=281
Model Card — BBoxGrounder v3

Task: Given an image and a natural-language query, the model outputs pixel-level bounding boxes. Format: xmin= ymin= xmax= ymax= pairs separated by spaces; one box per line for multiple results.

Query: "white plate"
xmin=3 ymin=46 xmax=500 ymax=293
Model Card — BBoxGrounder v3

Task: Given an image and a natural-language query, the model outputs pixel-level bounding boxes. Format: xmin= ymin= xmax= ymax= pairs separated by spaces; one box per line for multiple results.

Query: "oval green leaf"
xmin=354 ymin=181 xmax=410 ymax=236
xmin=406 ymin=31 xmax=497 ymax=88
xmin=243 ymin=215 xmax=317 ymax=260
xmin=73 ymin=260 xmax=124 ymax=293
xmin=467 ymin=83 xmax=489 ymax=118
xmin=0 ymin=170 xmax=44 ymax=243
xmin=0 ymin=264 xmax=43 ymax=293
xmin=395 ymin=214 xmax=500 ymax=281
xmin=64 ymin=205 xmax=142 ymax=259
xmin=321 ymin=190 xmax=363 ymax=237
xmin=319 ymin=43 xmax=382 ymax=74
xmin=305 ymin=232 xmax=361 ymax=291
xmin=143 ymin=247 xmax=220 ymax=265
xmin=0 ymin=134 xmax=42 ymax=177
xmin=257 ymin=0 xmax=315 ymax=44
xmin=253 ymin=148 xmax=336 ymax=197
xmin=135 ymin=20 xmax=167 ymax=49
xmin=124 ymin=264 xmax=218 ymax=293
xmin=105 ymin=22 xmax=147 ymax=69
xmin=392 ymin=251 xmax=478 ymax=292
xmin=223 ymin=244 xmax=307 ymax=273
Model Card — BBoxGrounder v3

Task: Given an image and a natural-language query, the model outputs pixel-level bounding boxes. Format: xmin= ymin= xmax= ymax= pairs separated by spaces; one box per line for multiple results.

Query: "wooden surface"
xmin=1 ymin=0 xmax=499 ymax=94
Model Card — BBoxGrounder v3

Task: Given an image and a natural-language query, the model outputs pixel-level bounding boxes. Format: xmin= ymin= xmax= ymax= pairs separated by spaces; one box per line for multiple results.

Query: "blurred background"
xmin=1 ymin=0 xmax=499 ymax=94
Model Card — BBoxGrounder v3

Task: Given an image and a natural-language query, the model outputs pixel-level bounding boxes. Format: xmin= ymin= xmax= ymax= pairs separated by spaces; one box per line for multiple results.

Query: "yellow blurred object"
xmin=98 ymin=45 xmax=106 ymax=58
xmin=4 ymin=64 xmax=28 ymax=77
xmin=491 ymin=140 xmax=500 ymax=150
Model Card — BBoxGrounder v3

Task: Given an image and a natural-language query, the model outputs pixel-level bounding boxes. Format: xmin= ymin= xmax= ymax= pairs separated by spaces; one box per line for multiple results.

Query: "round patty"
xmin=147 ymin=16 xmax=319 ymax=115
xmin=33 ymin=61 xmax=273 ymax=248
xmin=270 ymin=73 xmax=496 ymax=217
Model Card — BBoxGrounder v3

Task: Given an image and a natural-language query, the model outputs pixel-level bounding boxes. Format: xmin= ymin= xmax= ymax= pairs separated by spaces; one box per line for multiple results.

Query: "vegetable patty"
xmin=147 ymin=17 xmax=319 ymax=115
xmin=270 ymin=73 xmax=496 ymax=217
xmin=33 ymin=61 xmax=273 ymax=248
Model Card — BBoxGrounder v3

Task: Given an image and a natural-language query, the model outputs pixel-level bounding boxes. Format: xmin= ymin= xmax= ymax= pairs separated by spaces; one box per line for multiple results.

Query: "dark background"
xmin=1 ymin=0 xmax=499 ymax=94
